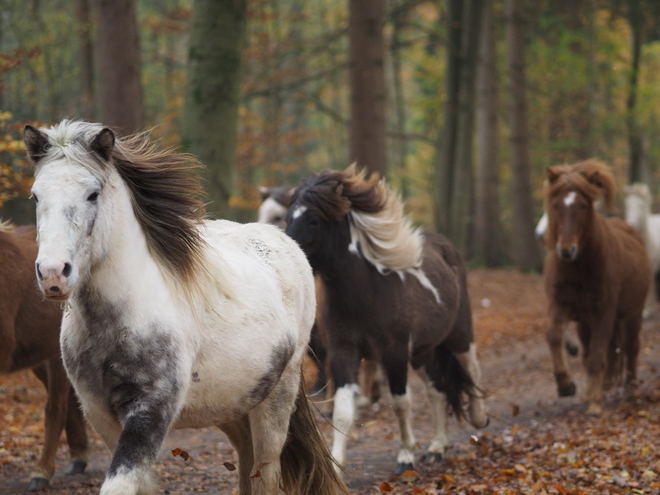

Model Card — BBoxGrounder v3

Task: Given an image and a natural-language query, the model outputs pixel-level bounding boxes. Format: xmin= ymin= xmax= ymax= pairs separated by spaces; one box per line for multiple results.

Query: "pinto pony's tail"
xmin=280 ymin=376 xmax=351 ymax=495
xmin=432 ymin=343 xmax=478 ymax=421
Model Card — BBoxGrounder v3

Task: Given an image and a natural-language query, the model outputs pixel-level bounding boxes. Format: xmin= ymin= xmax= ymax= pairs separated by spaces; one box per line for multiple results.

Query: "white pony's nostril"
xmin=63 ymin=262 xmax=72 ymax=278
xmin=49 ymin=286 xmax=60 ymax=293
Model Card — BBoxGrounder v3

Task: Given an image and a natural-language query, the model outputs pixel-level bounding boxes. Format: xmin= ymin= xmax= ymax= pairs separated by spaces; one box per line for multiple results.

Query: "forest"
xmin=1 ymin=0 xmax=659 ymax=269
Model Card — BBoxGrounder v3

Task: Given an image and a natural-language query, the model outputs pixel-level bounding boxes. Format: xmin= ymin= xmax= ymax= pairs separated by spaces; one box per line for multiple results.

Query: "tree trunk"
xmin=349 ymin=0 xmax=386 ymax=176
xmin=474 ymin=0 xmax=502 ymax=266
xmin=77 ymin=0 xmax=94 ymax=121
xmin=449 ymin=0 xmax=483 ymax=254
xmin=95 ymin=0 xmax=144 ymax=135
xmin=182 ymin=0 xmax=246 ymax=220
xmin=505 ymin=0 xmax=542 ymax=271
xmin=433 ymin=0 xmax=462 ymax=236
xmin=391 ymin=7 xmax=409 ymax=197
xmin=626 ymin=0 xmax=643 ymax=184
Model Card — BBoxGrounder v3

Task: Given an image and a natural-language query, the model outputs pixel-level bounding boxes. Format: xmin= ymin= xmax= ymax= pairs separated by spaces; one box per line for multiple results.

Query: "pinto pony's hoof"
xmin=28 ymin=477 xmax=49 ymax=492
xmin=394 ymin=462 xmax=414 ymax=476
xmin=472 ymin=416 xmax=490 ymax=429
xmin=557 ymin=382 xmax=576 ymax=397
xmin=425 ymin=452 xmax=443 ymax=464
xmin=65 ymin=460 xmax=87 ymax=475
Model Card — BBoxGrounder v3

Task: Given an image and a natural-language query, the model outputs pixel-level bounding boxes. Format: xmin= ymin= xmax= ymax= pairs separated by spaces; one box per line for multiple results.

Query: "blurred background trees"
xmin=1 ymin=0 xmax=660 ymax=269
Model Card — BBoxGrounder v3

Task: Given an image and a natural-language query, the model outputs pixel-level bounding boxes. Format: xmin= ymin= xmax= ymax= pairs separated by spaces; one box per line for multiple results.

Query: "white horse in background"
xmin=624 ymin=183 xmax=660 ymax=316
xmin=25 ymin=120 xmax=349 ymax=495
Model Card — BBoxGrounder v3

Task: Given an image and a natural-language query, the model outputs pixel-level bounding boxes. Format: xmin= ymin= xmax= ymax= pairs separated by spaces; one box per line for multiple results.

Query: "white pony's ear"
xmin=91 ymin=128 xmax=116 ymax=161
xmin=24 ymin=125 xmax=50 ymax=164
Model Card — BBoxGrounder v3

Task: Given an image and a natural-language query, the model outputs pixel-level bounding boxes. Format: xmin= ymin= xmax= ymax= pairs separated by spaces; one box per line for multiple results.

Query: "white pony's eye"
xmin=87 ymin=191 xmax=99 ymax=202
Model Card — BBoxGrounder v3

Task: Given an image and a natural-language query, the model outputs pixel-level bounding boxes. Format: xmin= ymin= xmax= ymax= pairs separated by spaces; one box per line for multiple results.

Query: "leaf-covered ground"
xmin=2 ymin=268 xmax=660 ymax=494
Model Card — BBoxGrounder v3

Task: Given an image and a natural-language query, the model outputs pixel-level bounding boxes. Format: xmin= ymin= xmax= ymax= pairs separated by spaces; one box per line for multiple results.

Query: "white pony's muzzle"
xmin=36 ymin=259 xmax=74 ymax=300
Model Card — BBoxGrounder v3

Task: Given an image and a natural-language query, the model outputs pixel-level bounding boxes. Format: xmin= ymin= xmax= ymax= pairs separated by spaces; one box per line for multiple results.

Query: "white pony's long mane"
xmin=32 ymin=120 xmax=236 ymax=304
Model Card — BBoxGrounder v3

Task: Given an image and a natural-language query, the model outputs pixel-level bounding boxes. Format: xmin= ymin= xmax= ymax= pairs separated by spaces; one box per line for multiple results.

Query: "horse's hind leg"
xmin=453 ymin=343 xmax=488 ymax=428
xmin=248 ymin=367 xmax=299 ymax=494
xmin=415 ymin=367 xmax=448 ymax=463
xmin=623 ymin=314 xmax=643 ymax=399
xmin=221 ymin=416 xmax=254 ymax=495
xmin=64 ymin=387 xmax=88 ymax=475
xmin=28 ymin=359 xmax=70 ymax=491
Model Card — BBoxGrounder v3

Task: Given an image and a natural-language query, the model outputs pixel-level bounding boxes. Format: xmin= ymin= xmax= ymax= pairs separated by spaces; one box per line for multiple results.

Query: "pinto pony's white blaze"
xmin=25 ymin=120 xmax=349 ymax=495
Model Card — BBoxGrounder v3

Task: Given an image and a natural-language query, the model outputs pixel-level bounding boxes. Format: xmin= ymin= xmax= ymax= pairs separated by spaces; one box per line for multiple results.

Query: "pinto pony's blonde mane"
xmin=544 ymin=158 xmax=617 ymax=250
xmin=297 ymin=163 xmax=423 ymax=273
xmin=29 ymin=120 xmax=232 ymax=300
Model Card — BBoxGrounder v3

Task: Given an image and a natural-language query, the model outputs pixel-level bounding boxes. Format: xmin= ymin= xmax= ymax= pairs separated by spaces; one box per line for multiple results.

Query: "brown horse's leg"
xmin=583 ymin=314 xmax=614 ymax=416
xmin=623 ymin=314 xmax=642 ymax=399
xmin=64 ymin=388 xmax=88 ymax=474
xmin=546 ymin=315 xmax=575 ymax=397
xmin=28 ymin=359 xmax=70 ymax=491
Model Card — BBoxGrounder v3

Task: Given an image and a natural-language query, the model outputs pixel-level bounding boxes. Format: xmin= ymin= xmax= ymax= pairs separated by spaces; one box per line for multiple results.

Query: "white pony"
xmin=624 ymin=183 xmax=660 ymax=316
xmin=24 ymin=121 xmax=349 ymax=495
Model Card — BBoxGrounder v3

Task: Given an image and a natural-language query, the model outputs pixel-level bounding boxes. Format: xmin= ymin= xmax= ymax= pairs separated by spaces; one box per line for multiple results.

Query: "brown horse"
xmin=0 ymin=221 xmax=88 ymax=491
xmin=544 ymin=159 xmax=651 ymax=415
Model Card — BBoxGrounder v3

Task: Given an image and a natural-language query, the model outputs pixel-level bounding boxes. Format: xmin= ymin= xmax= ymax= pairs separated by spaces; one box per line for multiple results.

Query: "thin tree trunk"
xmin=182 ymin=0 xmax=246 ymax=220
xmin=77 ymin=0 xmax=94 ymax=120
xmin=95 ymin=0 xmax=144 ymax=135
xmin=449 ymin=0 xmax=483 ymax=254
xmin=474 ymin=0 xmax=502 ymax=266
xmin=433 ymin=0 xmax=462 ymax=236
xmin=626 ymin=0 xmax=643 ymax=184
xmin=505 ymin=0 xmax=542 ymax=271
xmin=391 ymin=7 xmax=409 ymax=197
xmin=349 ymin=0 xmax=386 ymax=176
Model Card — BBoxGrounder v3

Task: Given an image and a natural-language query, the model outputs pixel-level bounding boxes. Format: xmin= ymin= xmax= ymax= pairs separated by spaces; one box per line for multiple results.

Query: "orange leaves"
xmin=378 ymin=481 xmax=393 ymax=493
xmin=223 ymin=461 xmax=236 ymax=471
xmin=171 ymin=448 xmax=189 ymax=461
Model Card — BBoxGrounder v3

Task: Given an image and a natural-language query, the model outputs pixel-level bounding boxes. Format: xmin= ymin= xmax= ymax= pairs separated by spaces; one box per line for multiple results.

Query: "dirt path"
xmin=2 ymin=268 xmax=660 ymax=494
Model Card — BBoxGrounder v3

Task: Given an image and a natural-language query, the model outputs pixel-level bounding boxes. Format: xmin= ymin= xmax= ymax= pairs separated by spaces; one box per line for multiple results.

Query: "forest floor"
xmin=2 ymin=268 xmax=660 ymax=494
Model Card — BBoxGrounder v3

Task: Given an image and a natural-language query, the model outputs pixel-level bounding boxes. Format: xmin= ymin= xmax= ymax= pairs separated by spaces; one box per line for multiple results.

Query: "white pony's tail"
xmin=280 ymin=375 xmax=351 ymax=495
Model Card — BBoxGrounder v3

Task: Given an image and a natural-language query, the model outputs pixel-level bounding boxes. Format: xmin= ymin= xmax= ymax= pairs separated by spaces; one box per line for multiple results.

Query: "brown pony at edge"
xmin=543 ymin=159 xmax=651 ymax=415
xmin=0 ymin=222 xmax=89 ymax=491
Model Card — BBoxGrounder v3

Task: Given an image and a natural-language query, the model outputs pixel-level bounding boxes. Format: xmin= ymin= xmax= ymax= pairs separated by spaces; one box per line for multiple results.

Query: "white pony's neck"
xmin=81 ymin=173 xmax=169 ymax=310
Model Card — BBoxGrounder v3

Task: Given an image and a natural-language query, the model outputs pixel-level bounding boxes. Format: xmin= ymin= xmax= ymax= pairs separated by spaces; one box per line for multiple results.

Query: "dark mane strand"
xmin=112 ymin=133 xmax=207 ymax=282
xmin=294 ymin=165 xmax=386 ymax=221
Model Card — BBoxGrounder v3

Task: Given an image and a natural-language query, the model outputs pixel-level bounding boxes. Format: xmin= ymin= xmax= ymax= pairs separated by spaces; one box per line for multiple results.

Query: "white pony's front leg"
xmin=100 ymin=470 xmax=158 ymax=495
xmin=391 ymin=389 xmax=417 ymax=474
xmin=331 ymin=384 xmax=358 ymax=469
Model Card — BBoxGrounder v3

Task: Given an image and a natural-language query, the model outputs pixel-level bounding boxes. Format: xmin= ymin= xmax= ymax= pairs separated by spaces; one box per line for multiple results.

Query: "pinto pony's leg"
xmin=64 ymin=387 xmax=89 ymax=475
xmin=383 ymin=356 xmax=416 ymax=475
xmin=546 ymin=316 xmax=576 ymax=397
xmin=28 ymin=359 xmax=70 ymax=491
xmin=329 ymin=349 xmax=360 ymax=470
xmin=416 ymin=368 xmax=449 ymax=462
xmin=453 ymin=343 xmax=488 ymax=428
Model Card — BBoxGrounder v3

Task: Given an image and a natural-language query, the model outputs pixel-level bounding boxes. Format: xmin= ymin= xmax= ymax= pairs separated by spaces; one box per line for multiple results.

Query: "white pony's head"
xmin=25 ymin=121 xmax=115 ymax=300
xmin=624 ymin=183 xmax=651 ymax=231
xmin=25 ymin=120 xmax=207 ymax=301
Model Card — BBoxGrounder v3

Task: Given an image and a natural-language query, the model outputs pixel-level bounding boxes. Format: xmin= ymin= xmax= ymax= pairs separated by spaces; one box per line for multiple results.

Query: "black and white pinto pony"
xmin=285 ymin=165 xmax=488 ymax=474
xmin=24 ymin=120 xmax=350 ymax=495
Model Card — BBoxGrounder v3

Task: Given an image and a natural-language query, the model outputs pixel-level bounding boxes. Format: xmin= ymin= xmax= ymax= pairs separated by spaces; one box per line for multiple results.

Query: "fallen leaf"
xmin=223 ymin=461 xmax=236 ymax=471
xmin=401 ymin=470 xmax=419 ymax=483
xmin=378 ymin=481 xmax=394 ymax=493
xmin=171 ymin=448 xmax=190 ymax=461
xmin=511 ymin=403 xmax=520 ymax=417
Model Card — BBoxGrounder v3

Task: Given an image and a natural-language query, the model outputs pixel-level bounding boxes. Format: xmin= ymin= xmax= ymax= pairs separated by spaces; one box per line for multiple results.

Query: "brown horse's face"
xmin=550 ymin=189 xmax=593 ymax=262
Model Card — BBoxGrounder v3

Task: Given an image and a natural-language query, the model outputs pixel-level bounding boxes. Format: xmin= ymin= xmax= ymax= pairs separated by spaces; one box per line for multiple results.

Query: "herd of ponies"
xmin=0 ymin=120 xmax=658 ymax=494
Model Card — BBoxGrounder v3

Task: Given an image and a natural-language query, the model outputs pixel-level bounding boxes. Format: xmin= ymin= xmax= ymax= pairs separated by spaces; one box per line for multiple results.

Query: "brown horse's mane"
xmin=31 ymin=121 xmax=207 ymax=284
xmin=544 ymin=159 xmax=617 ymax=250
xmin=294 ymin=163 xmax=423 ymax=272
